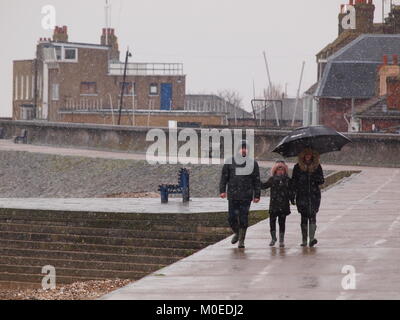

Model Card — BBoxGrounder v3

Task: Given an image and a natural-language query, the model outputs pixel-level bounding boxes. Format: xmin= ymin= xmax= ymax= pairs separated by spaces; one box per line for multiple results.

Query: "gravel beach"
xmin=0 ymin=150 xmax=271 ymax=198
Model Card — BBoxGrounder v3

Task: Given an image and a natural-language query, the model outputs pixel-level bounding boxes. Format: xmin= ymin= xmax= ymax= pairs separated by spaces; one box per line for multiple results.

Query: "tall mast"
xmin=105 ymin=0 xmax=111 ymax=45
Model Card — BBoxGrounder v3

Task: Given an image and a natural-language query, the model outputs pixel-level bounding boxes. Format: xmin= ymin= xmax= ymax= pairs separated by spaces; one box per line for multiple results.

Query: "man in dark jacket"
xmin=219 ymin=141 xmax=261 ymax=249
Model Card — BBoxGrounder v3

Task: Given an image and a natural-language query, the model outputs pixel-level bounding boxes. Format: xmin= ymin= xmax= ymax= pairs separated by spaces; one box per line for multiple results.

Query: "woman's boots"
xmin=300 ymin=224 xmax=308 ymax=247
xmin=300 ymin=223 xmax=318 ymax=247
xmin=269 ymin=231 xmax=285 ymax=247
xmin=269 ymin=231 xmax=277 ymax=246
xmin=309 ymin=224 xmax=318 ymax=247
xmin=279 ymin=233 xmax=285 ymax=248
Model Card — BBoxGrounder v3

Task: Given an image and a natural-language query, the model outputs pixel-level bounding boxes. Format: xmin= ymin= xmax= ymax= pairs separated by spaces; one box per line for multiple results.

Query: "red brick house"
xmin=309 ymin=0 xmax=400 ymax=132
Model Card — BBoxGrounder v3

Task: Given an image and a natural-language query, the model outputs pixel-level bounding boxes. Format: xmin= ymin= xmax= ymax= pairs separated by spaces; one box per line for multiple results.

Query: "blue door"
xmin=160 ymin=83 xmax=172 ymax=110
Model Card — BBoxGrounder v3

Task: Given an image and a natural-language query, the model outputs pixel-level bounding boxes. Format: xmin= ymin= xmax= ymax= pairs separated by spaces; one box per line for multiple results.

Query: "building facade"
xmin=12 ymin=26 xmax=210 ymax=127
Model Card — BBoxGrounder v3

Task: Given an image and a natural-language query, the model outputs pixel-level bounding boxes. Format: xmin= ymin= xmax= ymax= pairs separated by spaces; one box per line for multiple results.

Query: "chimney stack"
xmin=354 ymin=0 xmax=375 ymax=33
xmin=101 ymin=28 xmax=120 ymax=61
xmin=53 ymin=25 xmax=69 ymax=42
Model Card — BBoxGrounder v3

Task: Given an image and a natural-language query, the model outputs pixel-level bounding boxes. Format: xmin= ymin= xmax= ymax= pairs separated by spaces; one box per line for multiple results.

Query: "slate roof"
xmin=316 ymin=34 xmax=400 ymax=99
xmin=355 ymin=96 xmax=400 ymax=119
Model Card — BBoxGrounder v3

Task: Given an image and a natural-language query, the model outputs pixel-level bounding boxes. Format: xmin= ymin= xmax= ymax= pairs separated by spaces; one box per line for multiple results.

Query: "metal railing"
xmin=108 ymin=62 xmax=184 ymax=76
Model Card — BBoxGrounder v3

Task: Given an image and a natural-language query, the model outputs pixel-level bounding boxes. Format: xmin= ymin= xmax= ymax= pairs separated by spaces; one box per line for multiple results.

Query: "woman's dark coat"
xmin=262 ymin=175 xmax=295 ymax=217
xmin=292 ymin=153 xmax=325 ymax=216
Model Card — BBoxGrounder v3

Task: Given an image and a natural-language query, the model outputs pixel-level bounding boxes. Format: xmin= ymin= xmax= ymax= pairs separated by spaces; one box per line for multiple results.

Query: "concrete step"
xmin=0 ymin=223 xmax=229 ymax=242
xmin=0 ymin=255 xmax=165 ymax=273
xmin=0 ymin=216 xmax=260 ymax=233
xmin=0 ymin=272 xmax=104 ymax=284
xmin=0 ymin=247 xmax=180 ymax=265
xmin=0 ymin=265 xmax=147 ymax=280
xmin=0 ymin=208 xmax=267 ymax=286
xmin=0 ymin=208 xmax=237 ymax=222
xmin=0 ymin=280 xmax=41 ymax=290
xmin=0 ymin=231 xmax=211 ymax=249
xmin=0 ymin=239 xmax=195 ymax=258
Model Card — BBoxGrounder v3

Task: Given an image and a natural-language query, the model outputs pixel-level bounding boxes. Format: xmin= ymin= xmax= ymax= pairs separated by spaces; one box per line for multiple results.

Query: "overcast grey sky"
xmin=0 ymin=0 xmax=387 ymax=117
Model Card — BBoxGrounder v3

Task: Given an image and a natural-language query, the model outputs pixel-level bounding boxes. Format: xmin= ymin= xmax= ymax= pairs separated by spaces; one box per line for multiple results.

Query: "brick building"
xmin=308 ymin=0 xmax=400 ymax=132
xmin=12 ymin=26 xmax=227 ymax=127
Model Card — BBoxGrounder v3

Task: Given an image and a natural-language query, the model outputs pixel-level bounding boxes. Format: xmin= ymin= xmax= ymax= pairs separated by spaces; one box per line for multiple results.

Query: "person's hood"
xmin=298 ymin=148 xmax=320 ymax=173
xmin=271 ymin=162 xmax=289 ymax=177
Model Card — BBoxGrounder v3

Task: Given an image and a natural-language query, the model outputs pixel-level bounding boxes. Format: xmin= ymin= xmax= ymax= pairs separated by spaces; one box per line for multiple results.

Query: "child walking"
xmin=262 ymin=161 xmax=295 ymax=248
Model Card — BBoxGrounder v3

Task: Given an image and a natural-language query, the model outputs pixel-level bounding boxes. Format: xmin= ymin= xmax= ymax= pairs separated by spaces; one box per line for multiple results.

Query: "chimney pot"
xmin=393 ymin=54 xmax=399 ymax=65
xmin=383 ymin=55 xmax=388 ymax=65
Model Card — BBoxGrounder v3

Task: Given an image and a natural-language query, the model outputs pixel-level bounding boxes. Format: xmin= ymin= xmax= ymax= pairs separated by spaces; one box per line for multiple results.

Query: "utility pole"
xmin=263 ymin=51 xmax=280 ymax=127
xmin=382 ymin=0 xmax=385 ymax=23
xmin=118 ymin=48 xmax=132 ymax=125
xmin=292 ymin=61 xmax=305 ymax=127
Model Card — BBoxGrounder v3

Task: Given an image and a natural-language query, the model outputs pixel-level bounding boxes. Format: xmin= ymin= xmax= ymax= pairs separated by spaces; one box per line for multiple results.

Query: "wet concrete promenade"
xmin=102 ymin=167 xmax=400 ymax=300
xmin=0 ymin=197 xmax=268 ymax=214
xmin=1 ymin=140 xmax=399 ymax=299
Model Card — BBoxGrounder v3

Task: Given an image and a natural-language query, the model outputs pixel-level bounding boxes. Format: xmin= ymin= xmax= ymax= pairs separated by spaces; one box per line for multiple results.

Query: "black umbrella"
xmin=273 ymin=125 xmax=352 ymax=158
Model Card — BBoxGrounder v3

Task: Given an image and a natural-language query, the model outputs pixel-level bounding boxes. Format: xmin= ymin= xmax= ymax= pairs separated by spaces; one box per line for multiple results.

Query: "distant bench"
xmin=14 ymin=129 xmax=28 ymax=144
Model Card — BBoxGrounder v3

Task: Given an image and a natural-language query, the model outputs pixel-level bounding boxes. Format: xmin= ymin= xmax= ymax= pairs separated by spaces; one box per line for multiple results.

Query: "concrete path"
xmin=0 ymin=139 xmax=372 ymax=172
xmin=2 ymin=139 xmax=400 ymax=299
xmin=102 ymin=167 xmax=400 ymax=300
xmin=0 ymin=197 xmax=268 ymax=214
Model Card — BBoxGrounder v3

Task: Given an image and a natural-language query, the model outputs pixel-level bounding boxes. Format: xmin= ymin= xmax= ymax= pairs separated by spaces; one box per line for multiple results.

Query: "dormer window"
xmin=64 ymin=48 xmax=77 ymax=61
xmin=53 ymin=45 xmax=78 ymax=62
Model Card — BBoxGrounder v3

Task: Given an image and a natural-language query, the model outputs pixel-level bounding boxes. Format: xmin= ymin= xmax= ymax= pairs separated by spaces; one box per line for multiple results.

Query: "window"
xmin=53 ymin=46 xmax=77 ymax=62
xmin=25 ymin=76 xmax=29 ymax=100
xmin=52 ymin=84 xmax=59 ymax=101
xmin=20 ymin=76 xmax=24 ymax=100
xmin=64 ymin=48 xmax=77 ymax=61
xmin=14 ymin=76 xmax=18 ymax=101
xmin=149 ymin=83 xmax=158 ymax=95
xmin=80 ymin=82 xmax=97 ymax=95
xmin=119 ymin=82 xmax=135 ymax=96
xmin=55 ymin=47 xmax=62 ymax=61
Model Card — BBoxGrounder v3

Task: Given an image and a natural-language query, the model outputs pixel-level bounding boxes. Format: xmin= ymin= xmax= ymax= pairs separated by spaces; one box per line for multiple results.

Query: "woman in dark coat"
xmin=292 ymin=148 xmax=325 ymax=247
xmin=262 ymin=161 xmax=295 ymax=248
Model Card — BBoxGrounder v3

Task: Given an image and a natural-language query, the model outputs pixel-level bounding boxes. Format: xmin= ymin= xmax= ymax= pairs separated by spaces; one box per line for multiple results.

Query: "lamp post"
xmin=118 ymin=48 xmax=132 ymax=125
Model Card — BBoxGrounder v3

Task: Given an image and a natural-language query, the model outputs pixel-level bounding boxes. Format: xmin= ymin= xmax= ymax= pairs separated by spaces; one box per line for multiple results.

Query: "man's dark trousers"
xmin=228 ymin=200 xmax=251 ymax=233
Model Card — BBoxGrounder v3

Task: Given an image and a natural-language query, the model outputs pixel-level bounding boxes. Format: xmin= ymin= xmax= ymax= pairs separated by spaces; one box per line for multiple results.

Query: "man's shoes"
xmin=231 ymin=232 xmax=239 ymax=245
xmin=238 ymin=228 xmax=247 ymax=249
